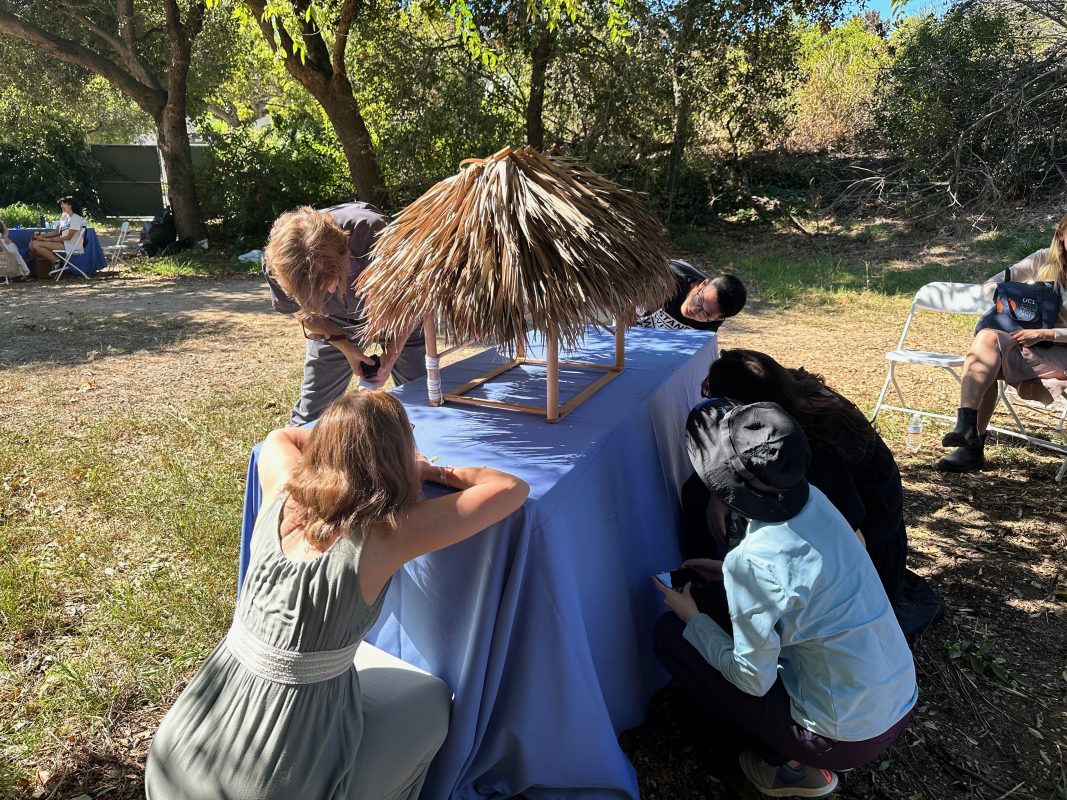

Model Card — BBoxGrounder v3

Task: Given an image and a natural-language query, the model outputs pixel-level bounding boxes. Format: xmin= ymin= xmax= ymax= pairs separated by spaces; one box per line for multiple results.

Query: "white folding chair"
xmin=49 ymin=228 xmax=89 ymax=281
xmin=102 ymin=221 xmax=131 ymax=267
xmin=871 ymin=281 xmax=1067 ymax=473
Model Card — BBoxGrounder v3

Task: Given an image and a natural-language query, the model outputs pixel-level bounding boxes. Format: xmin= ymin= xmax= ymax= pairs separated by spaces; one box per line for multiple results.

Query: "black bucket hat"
xmin=685 ymin=400 xmax=811 ymax=523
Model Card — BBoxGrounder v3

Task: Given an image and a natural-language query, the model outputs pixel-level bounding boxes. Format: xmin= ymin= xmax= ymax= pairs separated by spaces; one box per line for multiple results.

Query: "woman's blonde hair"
xmin=285 ymin=391 xmax=419 ymax=545
xmin=264 ymin=207 xmax=349 ymax=318
xmin=1037 ymin=212 xmax=1067 ymax=287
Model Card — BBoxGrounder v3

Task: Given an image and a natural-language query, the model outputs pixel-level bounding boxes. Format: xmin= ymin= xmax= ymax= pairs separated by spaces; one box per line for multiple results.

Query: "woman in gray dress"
xmin=145 ymin=391 xmax=530 ymax=800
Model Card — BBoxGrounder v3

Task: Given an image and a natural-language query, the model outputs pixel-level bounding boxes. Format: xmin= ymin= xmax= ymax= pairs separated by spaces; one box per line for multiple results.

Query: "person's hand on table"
xmin=681 ymin=558 xmax=724 ymax=583
xmin=654 ymin=578 xmax=699 ymax=623
xmin=419 ymin=461 xmax=475 ymax=491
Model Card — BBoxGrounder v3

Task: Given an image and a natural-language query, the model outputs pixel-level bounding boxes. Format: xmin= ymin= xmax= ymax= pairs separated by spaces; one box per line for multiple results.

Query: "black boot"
xmin=942 ymin=407 xmax=981 ymax=448
xmin=936 ymin=434 xmax=986 ymax=473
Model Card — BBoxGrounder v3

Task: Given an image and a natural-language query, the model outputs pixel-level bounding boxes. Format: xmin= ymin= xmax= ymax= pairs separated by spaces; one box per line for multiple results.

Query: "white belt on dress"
xmin=223 ymin=614 xmax=359 ymax=685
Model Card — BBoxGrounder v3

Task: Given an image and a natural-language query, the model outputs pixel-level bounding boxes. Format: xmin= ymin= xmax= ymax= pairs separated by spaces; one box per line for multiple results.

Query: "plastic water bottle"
xmin=907 ymin=413 xmax=924 ymax=453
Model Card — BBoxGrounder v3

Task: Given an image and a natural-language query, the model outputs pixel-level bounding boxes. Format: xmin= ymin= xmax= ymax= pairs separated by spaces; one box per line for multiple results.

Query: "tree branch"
xmin=55 ymin=0 xmax=158 ymax=88
xmin=0 ymin=7 xmax=165 ymax=115
xmin=331 ymin=0 xmax=359 ymax=74
xmin=291 ymin=0 xmax=333 ymax=74
xmin=244 ymin=0 xmax=329 ymax=92
xmin=117 ymin=0 xmax=136 ymax=50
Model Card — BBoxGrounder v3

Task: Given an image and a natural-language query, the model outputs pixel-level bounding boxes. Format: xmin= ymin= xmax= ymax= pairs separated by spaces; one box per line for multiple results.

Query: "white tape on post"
xmin=426 ymin=356 xmax=442 ymax=406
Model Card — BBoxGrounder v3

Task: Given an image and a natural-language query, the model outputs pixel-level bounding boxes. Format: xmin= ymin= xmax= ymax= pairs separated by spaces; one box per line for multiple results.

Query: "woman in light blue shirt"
xmin=654 ymin=400 xmax=917 ymax=798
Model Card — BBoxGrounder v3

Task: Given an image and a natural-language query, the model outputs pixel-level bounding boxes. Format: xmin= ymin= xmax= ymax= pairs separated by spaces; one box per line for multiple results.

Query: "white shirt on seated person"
xmin=58 ymin=212 xmax=86 ymax=255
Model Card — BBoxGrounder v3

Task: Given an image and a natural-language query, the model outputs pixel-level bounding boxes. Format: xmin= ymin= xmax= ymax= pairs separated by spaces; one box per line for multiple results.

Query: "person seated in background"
xmin=636 ymin=259 xmax=747 ymax=331
xmin=695 ymin=349 xmax=942 ymax=635
xmin=937 ymin=211 xmax=1067 ymax=473
xmin=28 ymin=196 xmax=85 ymax=268
xmin=654 ymin=401 xmax=917 ymax=798
xmin=0 ymin=220 xmax=30 ymax=279
xmin=145 ymin=391 xmax=529 ymax=800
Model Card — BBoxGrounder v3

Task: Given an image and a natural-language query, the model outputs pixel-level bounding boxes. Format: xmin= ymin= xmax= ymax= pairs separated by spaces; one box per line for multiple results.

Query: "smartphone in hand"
xmin=654 ymin=567 xmax=704 ymax=592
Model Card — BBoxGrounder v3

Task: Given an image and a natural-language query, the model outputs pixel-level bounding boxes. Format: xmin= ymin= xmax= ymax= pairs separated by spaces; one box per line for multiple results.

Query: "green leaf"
xmin=1008 ymin=671 xmax=1032 ymax=688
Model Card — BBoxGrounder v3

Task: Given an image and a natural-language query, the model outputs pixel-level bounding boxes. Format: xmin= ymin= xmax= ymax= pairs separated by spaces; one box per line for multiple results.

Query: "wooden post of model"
xmin=546 ymin=330 xmax=559 ymax=423
xmin=436 ymin=325 xmax=626 ymax=422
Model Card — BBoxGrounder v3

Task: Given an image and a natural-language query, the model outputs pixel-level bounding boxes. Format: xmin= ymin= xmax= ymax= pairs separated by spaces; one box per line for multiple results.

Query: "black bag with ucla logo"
xmin=974 ymin=268 xmax=1061 ymax=349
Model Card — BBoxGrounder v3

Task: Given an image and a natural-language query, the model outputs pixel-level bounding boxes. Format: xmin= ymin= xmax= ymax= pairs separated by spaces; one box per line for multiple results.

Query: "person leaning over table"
xmin=264 ymin=203 xmax=426 ymax=426
xmin=653 ymin=400 xmax=917 ymax=798
xmin=635 ymin=259 xmax=747 ymax=331
xmin=937 ymin=211 xmax=1067 ymax=473
xmin=28 ymin=196 xmax=85 ymax=269
xmin=145 ymin=390 xmax=530 ymax=800
xmin=693 ymin=349 xmax=943 ymax=635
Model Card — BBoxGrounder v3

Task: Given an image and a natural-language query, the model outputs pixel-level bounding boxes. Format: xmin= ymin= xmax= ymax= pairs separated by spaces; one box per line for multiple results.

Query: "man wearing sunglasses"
xmin=636 ymin=259 xmax=747 ymax=331
xmin=263 ymin=202 xmax=425 ymax=426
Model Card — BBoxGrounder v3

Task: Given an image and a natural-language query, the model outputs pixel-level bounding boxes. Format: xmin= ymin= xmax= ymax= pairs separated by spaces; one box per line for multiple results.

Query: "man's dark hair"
xmin=711 ymin=273 xmax=747 ymax=317
xmin=58 ymin=196 xmax=83 ymax=216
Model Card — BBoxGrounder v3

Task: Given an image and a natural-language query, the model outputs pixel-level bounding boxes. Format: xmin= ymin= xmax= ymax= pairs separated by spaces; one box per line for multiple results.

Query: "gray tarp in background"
xmin=90 ymin=144 xmax=205 ymax=216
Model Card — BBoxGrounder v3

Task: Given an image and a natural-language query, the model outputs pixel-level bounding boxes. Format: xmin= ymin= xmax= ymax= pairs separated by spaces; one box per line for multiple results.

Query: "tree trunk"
xmin=159 ymin=1 xmax=207 ymax=239
xmin=157 ymin=100 xmax=206 ymax=240
xmin=244 ymin=0 xmax=388 ymax=209
xmin=317 ymin=74 xmax=389 ymax=209
xmin=666 ymin=56 xmax=690 ymax=221
xmin=526 ymin=28 xmax=555 ymax=150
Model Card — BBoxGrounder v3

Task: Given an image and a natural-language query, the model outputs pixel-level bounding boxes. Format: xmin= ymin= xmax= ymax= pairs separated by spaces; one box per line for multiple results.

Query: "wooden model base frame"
xmin=423 ymin=316 xmax=625 ymax=423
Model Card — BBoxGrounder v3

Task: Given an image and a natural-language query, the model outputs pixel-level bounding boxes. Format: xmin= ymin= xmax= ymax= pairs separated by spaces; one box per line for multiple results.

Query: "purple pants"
xmin=653 ymin=612 xmax=911 ymax=771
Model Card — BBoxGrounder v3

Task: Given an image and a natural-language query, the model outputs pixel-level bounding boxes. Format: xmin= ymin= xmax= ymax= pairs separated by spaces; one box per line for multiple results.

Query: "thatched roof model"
xmin=357 ymin=147 xmax=675 ymax=351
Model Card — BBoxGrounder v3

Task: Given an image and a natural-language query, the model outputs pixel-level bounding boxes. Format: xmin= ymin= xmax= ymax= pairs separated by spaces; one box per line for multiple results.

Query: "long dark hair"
xmin=704 ymin=349 xmax=878 ymax=463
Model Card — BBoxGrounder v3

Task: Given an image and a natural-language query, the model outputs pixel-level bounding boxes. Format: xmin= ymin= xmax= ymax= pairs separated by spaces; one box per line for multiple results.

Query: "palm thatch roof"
xmin=357 ymin=147 xmax=675 ymax=351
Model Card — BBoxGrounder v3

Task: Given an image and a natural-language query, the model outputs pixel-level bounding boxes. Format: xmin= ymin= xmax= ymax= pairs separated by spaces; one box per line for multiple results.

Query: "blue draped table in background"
xmin=7 ymin=227 xmax=107 ymax=276
xmin=239 ymin=327 xmax=718 ymax=800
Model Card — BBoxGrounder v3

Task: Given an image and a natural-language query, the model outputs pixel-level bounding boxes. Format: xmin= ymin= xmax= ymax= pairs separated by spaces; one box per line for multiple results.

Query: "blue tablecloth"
xmin=7 ymin=227 xmax=107 ymax=276
xmin=239 ymin=327 xmax=718 ymax=800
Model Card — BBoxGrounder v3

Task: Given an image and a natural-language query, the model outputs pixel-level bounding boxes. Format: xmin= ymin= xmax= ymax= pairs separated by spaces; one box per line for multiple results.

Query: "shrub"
xmin=0 ymin=100 xmax=102 ymax=208
xmin=789 ymin=16 xmax=889 ymax=153
xmin=873 ymin=2 xmax=1067 ymax=205
xmin=0 ymin=202 xmax=55 ymax=228
xmin=194 ymin=122 xmax=352 ymax=241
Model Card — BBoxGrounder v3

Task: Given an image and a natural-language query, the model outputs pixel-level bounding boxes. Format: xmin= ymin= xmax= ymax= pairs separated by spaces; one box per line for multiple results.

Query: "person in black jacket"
xmin=684 ymin=349 xmax=943 ymax=635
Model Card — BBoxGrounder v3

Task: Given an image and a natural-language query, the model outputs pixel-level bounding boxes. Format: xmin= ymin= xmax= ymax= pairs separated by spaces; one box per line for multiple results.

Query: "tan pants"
xmin=350 ymin=643 xmax=453 ymax=800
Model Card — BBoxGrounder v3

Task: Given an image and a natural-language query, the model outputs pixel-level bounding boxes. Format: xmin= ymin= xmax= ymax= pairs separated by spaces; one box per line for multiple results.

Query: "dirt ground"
xmin=0 ymin=271 xmax=301 ymax=434
xmin=1 ymin=238 xmax=1065 ymax=799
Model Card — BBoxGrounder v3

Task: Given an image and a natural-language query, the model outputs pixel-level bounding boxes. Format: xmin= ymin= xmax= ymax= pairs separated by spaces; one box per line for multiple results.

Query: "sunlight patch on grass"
xmin=973 ymin=229 xmax=1049 ymax=261
xmin=130 ymin=249 xmax=260 ymax=278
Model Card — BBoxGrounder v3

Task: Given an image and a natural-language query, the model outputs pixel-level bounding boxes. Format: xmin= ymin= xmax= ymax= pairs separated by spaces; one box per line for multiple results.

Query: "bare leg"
xmin=959 ymin=329 xmax=1003 ymax=409
xmin=976 ymin=381 xmax=998 ymax=434
xmin=938 ymin=331 xmax=1002 ymax=471
xmin=29 ymin=241 xmax=60 ymax=262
